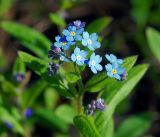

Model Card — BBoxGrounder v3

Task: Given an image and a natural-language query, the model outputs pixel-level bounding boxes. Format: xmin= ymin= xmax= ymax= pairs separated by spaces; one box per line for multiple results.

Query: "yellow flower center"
xmin=71 ymin=31 xmax=76 ymax=36
xmin=76 ymin=55 xmax=81 ymax=60
xmin=61 ymin=42 xmax=67 ymax=46
xmin=112 ymin=69 xmax=117 ymax=74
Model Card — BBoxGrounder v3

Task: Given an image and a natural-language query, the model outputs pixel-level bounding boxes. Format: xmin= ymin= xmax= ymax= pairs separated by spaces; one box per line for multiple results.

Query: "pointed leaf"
xmin=146 ymin=27 xmax=160 ymax=62
xmin=74 ymin=115 xmax=102 ymax=137
xmin=1 ymin=21 xmax=51 ymax=58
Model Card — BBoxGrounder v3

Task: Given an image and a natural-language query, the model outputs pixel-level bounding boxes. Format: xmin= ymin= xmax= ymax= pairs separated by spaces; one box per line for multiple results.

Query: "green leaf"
xmin=85 ymin=55 xmax=138 ymax=92
xmin=114 ymin=113 xmax=152 ymax=137
xmin=65 ymin=72 xmax=81 ymax=83
xmin=0 ymin=107 xmax=24 ymax=134
xmin=18 ymin=51 xmax=60 ymax=86
xmin=86 ymin=17 xmax=111 ymax=33
xmin=22 ymin=80 xmax=48 ymax=108
xmin=55 ymin=105 xmax=75 ymax=124
xmin=1 ymin=21 xmax=51 ymax=58
xmin=13 ymin=57 xmax=26 ymax=74
xmin=95 ymin=64 xmax=149 ymax=135
xmin=74 ymin=115 xmax=102 ymax=137
xmin=44 ymin=87 xmax=59 ymax=109
xmin=0 ymin=0 xmax=14 ymax=16
xmin=18 ymin=51 xmax=48 ymax=75
xmin=49 ymin=13 xmax=66 ymax=28
xmin=146 ymin=27 xmax=160 ymax=62
xmin=35 ymin=108 xmax=68 ymax=132
xmin=104 ymin=118 xmax=114 ymax=137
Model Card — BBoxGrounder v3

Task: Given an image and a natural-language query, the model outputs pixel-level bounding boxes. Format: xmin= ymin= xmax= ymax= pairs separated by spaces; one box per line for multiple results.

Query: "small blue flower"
xmin=105 ymin=54 xmax=123 ymax=66
xmin=54 ymin=35 xmax=74 ymax=50
xmin=105 ymin=64 xmax=125 ymax=80
xmin=24 ymin=108 xmax=33 ymax=118
xmin=62 ymin=26 xmax=83 ymax=42
xmin=71 ymin=47 xmax=88 ymax=66
xmin=82 ymin=32 xmax=100 ymax=50
xmin=69 ymin=20 xmax=85 ymax=29
xmin=88 ymin=53 xmax=103 ymax=74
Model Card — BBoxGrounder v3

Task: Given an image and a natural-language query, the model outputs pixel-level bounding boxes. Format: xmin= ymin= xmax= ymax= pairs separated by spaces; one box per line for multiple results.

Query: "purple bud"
xmin=70 ymin=20 xmax=86 ymax=29
xmin=13 ymin=73 xmax=25 ymax=83
xmin=121 ymin=70 xmax=128 ymax=80
xmin=48 ymin=62 xmax=60 ymax=76
xmin=24 ymin=108 xmax=33 ymax=118
xmin=95 ymin=98 xmax=105 ymax=111
xmin=51 ymin=45 xmax=61 ymax=54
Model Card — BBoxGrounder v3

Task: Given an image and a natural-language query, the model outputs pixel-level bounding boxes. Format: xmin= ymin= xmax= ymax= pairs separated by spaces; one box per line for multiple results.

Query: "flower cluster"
xmin=48 ymin=20 xmax=127 ymax=80
xmin=86 ymin=98 xmax=106 ymax=115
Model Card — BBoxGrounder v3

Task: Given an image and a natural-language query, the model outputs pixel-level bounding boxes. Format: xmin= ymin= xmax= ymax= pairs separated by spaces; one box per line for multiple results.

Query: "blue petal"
xmin=82 ymin=39 xmax=88 ymax=46
xmin=76 ymin=60 xmax=83 ymax=66
xmin=117 ymin=59 xmax=123 ymax=64
xmin=83 ymin=32 xmax=89 ymax=39
xmin=54 ymin=42 xmax=61 ymax=48
xmin=71 ymin=54 xmax=76 ymax=61
xmin=88 ymin=45 xmax=95 ymax=50
xmin=75 ymin=47 xmax=80 ymax=54
xmin=114 ymin=74 xmax=121 ymax=80
xmin=105 ymin=64 xmax=113 ymax=71
xmin=55 ymin=35 xmax=61 ymax=42
xmin=107 ymin=71 xmax=113 ymax=77
xmin=81 ymin=51 xmax=88 ymax=57
xmin=95 ymin=64 xmax=103 ymax=71
xmin=77 ymin=28 xmax=84 ymax=34
xmin=62 ymin=29 xmax=70 ymax=36
xmin=90 ymin=33 xmax=98 ymax=40
xmin=105 ymin=54 xmax=111 ymax=62
xmin=66 ymin=36 xmax=74 ymax=42
xmin=93 ymin=41 xmax=100 ymax=49
xmin=117 ymin=67 xmax=125 ymax=75
xmin=75 ymin=35 xmax=82 ymax=41
xmin=91 ymin=66 xmax=97 ymax=74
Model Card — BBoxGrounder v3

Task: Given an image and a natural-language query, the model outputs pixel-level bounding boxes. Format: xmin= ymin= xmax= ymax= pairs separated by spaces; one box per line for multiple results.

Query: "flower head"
xmin=88 ymin=53 xmax=103 ymax=74
xmin=82 ymin=32 xmax=100 ymax=50
xmin=105 ymin=63 xmax=125 ymax=80
xmin=24 ymin=108 xmax=33 ymax=118
xmin=54 ymin=35 xmax=74 ymax=50
xmin=71 ymin=47 xmax=88 ymax=66
xmin=105 ymin=54 xmax=123 ymax=66
xmin=62 ymin=26 xmax=83 ymax=42
xmin=48 ymin=62 xmax=60 ymax=76
xmin=69 ymin=20 xmax=85 ymax=29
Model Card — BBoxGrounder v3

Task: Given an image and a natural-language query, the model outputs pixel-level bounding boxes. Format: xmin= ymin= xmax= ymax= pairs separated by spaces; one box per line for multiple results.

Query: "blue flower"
xmin=88 ymin=53 xmax=103 ymax=74
xmin=69 ymin=20 xmax=85 ymax=29
xmin=24 ymin=108 xmax=33 ymax=118
xmin=54 ymin=35 xmax=74 ymax=50
xmin=71 ymin=47 xmax=88 ymax=66
xmin=105 ymin=54 xmax=123 ymax=66
xmin=62 ymin=26 xmax=83 ymax=42
xmin=82 ymin=32 xmax=100 ymax=50
xmin=105 ymin=64 xmax=125 ymax=80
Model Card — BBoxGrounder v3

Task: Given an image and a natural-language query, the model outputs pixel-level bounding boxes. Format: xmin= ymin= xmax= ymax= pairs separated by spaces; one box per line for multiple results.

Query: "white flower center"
xmin=87 ymin=39 xmax=92 ymax=45
xmin=91 ymin=60 xmax=96 ymax=66
xmin=76 ymin=55 xmax=81 ymax=60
